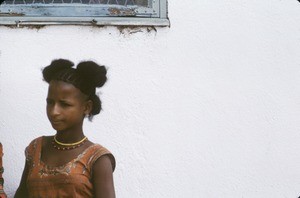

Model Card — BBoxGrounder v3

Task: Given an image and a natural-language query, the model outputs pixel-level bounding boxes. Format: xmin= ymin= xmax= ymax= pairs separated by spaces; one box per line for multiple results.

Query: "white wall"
xmin=1 ymin=0 xmax=300 ymax=197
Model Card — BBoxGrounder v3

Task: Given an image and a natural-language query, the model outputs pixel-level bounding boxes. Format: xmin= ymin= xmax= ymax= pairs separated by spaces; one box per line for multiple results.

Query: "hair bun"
xmin=43 ymin=59 xmax=74 ymax=82
xmin=76 ymin=61 xmax=107 ymax=88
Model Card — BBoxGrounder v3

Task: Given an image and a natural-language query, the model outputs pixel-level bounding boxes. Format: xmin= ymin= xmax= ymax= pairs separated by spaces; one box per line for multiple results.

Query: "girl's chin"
xmin=51 ymin=124 xmax=65 ymax=131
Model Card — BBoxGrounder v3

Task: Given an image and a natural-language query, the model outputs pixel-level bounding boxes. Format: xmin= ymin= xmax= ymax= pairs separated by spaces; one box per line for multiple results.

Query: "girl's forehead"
xmin=48 ymin=80 xmax=82 ymax=98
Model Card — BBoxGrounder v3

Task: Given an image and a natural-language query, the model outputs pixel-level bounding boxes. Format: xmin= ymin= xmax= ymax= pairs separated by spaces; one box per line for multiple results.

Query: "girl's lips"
xmin=51 ymin=120 xmax=63 ymax=124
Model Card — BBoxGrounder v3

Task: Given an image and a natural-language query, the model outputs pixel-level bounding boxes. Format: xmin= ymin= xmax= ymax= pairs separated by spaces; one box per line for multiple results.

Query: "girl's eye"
xmin=46 ymin=99 xmax=54 ymax=105
xmin=61 ymin=102 xmax=71 ymax=107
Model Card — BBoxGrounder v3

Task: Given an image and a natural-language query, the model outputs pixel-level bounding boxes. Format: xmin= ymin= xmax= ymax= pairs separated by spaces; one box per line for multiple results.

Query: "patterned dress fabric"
xmin=25 ymin=136 xmax=115 ymax=198
xmin=0 ymin=143 xmax=7 ymax=198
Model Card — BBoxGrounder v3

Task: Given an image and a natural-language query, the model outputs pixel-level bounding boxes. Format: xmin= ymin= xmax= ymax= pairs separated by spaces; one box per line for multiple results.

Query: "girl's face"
xmin=46 ymin=80 xmax=91 ymax=133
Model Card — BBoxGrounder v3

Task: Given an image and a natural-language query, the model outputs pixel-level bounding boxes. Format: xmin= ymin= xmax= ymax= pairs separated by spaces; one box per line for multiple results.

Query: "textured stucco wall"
xmin=1 ymin=0 xmax=300 ymax=197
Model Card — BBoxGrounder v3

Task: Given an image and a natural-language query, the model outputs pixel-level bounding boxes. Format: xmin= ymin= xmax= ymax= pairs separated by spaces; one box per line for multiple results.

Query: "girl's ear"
xmin=84 ymin=100 xmax=93 ymax=116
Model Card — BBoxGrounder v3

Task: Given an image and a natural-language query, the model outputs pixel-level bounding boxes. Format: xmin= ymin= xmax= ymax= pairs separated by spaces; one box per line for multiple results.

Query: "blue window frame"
xmin=0 ymin=0 xmax=169 ymax=26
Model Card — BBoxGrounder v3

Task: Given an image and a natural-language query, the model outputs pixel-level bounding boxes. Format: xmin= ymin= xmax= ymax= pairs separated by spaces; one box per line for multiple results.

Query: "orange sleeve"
xmin=25 ymin=137 xmax=41 ymax=166
xmin=88 ymin=144 xmax=116 ymax=175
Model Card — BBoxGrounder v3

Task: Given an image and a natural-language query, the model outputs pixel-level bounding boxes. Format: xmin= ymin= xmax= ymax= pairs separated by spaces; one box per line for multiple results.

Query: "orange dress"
xmin=25 ymin=136 xmax=115 ymax=198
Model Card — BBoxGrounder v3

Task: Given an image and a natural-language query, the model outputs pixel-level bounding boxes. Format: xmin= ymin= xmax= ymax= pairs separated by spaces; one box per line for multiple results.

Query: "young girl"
xmin=15 ymin=59 xmax=116 ymax=198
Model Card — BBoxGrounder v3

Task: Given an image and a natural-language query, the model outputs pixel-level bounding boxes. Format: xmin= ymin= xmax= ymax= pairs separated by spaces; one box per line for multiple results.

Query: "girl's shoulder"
xmin=26 ymin=136 xmax=50 ymax=150
xmin=25 ymin=136 xmax=44 ymax=164
xmin=86 ymin=143 xmax=116 ymax=172
xmin=26 ymin=136 xmax=43 ymax=150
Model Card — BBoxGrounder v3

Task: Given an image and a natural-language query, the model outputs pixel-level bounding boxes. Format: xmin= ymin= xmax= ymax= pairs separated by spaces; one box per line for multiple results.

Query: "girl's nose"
xmin=50 ymin=104 xmax=61 ymax=116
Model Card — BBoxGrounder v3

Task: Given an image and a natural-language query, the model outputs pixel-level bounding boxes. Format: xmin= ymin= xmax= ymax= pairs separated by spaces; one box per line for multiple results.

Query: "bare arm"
xmin=92 ymin=155 xmax=115 ymax=198
xmin=14 ymin=160 xmax=29 ymax=198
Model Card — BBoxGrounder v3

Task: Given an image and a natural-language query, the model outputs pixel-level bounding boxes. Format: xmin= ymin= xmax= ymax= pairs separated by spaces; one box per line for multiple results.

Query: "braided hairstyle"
xmin=42 ymin=59 xmax=107 ymax=120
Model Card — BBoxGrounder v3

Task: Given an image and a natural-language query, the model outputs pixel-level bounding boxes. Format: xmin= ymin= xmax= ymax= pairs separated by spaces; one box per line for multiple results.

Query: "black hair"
xmin=42 ymin=59 xmax=107 ymax=120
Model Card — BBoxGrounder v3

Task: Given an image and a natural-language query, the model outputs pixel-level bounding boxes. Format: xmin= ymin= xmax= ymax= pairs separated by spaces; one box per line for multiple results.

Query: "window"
xmin=0 ymin=0 xmax=169 ymax=26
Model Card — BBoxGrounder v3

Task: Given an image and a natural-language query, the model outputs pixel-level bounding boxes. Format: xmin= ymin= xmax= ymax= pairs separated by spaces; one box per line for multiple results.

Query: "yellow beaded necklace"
xmin=52 ymin=135 xmax=88 ymax=150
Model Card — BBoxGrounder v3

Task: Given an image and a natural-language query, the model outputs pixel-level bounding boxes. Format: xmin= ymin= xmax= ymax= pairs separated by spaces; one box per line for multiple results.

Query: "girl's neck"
xmin=55 ymin=130 xmax=85 ymax=143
